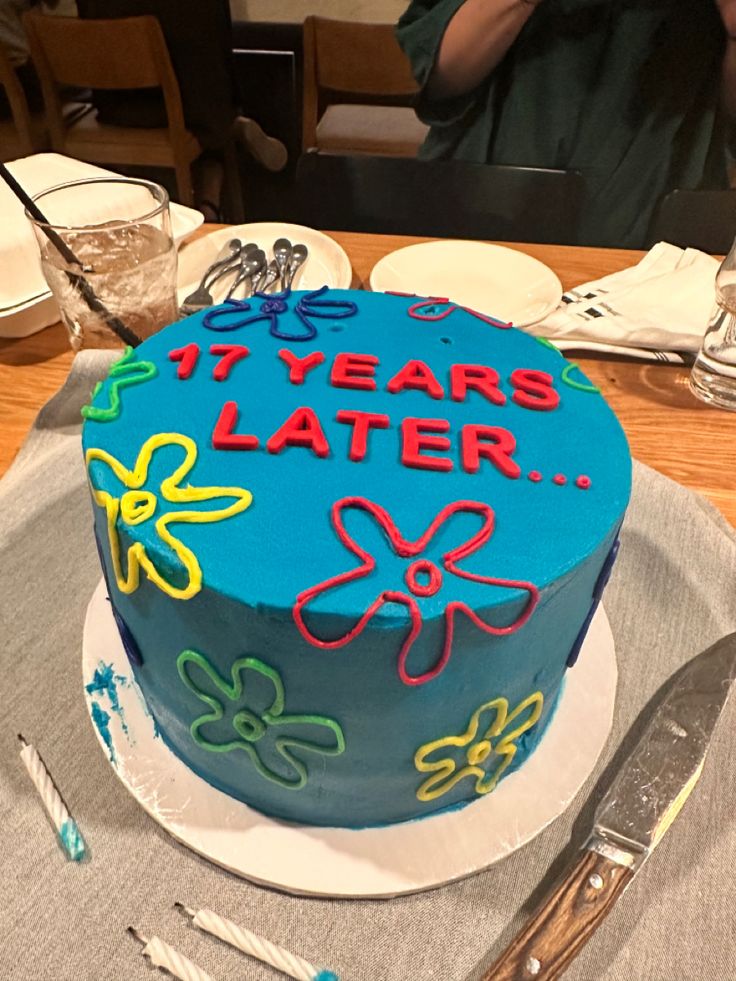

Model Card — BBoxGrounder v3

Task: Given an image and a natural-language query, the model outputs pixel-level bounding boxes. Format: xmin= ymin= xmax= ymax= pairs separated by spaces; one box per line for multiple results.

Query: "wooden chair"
xmin=302 ymin=16 xmax=429 ymax=157
xmin=0 ymin=43 xmax=44 ymax=161
xmin=648 ymin=189 xmax=736 ymax=255
xmin=23 ymin=12 xmax=200 ymax=205
xmin=295 ymin=153 xmax=585 ymax=246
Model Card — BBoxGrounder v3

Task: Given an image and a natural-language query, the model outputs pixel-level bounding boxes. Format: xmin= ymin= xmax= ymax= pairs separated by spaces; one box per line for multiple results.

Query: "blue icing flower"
xmin=202 ymin=286 xmax=357 ymax=341
xmin=566 ymin=537 xmax=620 ymax=668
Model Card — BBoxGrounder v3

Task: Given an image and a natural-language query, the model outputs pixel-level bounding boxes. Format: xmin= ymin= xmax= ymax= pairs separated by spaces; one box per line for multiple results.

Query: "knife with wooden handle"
xmin=482 ymin=631 xmax=736 ymax=981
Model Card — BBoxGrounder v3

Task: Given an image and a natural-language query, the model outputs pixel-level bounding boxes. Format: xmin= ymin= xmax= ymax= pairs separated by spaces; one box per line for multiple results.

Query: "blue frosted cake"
xmin=82 ymin=288 xmax=630 ymax=827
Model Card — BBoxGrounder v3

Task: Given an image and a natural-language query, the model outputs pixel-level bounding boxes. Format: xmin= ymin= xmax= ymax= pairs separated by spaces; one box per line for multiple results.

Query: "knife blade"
xmin=481 ymin=631 xmax=736 ymax=981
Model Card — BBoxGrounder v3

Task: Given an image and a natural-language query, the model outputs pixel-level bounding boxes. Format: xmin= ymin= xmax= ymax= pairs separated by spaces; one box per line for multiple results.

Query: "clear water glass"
xmin=27 ymin=177 xmax=178 ymax=350
xmin=690 ymin=237 xmax=736 ymax=411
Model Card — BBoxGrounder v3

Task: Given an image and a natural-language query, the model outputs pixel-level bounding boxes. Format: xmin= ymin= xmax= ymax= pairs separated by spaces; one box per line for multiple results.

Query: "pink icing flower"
xmin=407 ymin=297 xmax=511 ymax=329
xmin=293 ymin=498 xmax=539 ymax=686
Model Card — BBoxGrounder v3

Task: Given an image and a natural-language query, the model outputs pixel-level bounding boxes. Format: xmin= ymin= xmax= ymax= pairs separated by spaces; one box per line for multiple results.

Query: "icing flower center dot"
xmin=120 ymin=490 xmax=157 ymax=525
xmin=261 ymin=298 xmax=288 ymax=314
xmin=233 ymin=712 xmax=266 ymax=742
xmin=467 ymin=739 xmax=492 ymax=766
xmin=405 ymin=559 xmax=442 ymax=597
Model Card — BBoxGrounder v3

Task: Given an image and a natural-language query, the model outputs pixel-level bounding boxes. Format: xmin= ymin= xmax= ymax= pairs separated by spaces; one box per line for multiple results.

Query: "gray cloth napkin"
xmin=2 ymin=353 xmax=736 ymax=981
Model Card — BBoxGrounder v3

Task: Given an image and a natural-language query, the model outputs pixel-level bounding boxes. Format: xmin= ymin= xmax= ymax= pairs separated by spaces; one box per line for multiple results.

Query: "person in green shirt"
xmin=397 ymin=0 xmax=733 ymax=247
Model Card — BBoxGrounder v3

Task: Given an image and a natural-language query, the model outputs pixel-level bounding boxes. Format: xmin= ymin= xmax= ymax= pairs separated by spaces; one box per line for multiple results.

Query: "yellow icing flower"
xmin=86 ymin=432 xmax=252 ymax=600
xmin=414 ymin=691 xmax=544 ymax=802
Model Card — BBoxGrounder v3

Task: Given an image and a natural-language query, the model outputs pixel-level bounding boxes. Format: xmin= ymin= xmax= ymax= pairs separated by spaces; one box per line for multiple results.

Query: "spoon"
xmin=253 ymin=260 xmax=280 ymax=294
xmin=285 ymin=243 xmax=308 ymax=290
xmin=203 ymin=240 xmax=260 ymax=302
xmin=203 ymin=238 xmax=242 ymax=283
xmin=226 ymin=248 xmax=266 ymax=300
xmin=273 ymin=238 xmax=293 ymax=290
xmin=203 ymin=239 xmax=256 ymax=292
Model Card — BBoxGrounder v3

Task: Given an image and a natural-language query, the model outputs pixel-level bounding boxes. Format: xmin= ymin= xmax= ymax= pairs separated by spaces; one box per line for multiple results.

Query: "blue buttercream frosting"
xmin=85 ymin=661 xmax=129 ymax=734
xmin=90 ymin=701 xmax=115 ymax=764
xmin=82 ymin=289 xmax=630 ymax=826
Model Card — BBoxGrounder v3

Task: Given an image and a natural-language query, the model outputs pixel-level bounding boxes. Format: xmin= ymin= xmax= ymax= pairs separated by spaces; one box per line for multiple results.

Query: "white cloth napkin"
xmin=528 ymin=242 xmax=719 ymax=363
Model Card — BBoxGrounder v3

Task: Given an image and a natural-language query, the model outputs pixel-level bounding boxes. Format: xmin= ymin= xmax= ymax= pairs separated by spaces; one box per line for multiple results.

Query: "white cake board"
xmin=82 ymin=579 xmax=616 ymax=899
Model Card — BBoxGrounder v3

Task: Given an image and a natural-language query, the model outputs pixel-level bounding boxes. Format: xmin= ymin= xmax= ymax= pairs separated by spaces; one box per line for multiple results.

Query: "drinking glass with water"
xmin=27 ymin=177 xmax=178 ymax=351
xmin=690 ymin=237 xmax=736 ymax=411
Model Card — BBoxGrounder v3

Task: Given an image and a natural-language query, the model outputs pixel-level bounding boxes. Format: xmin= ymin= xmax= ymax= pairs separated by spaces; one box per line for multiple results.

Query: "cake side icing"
xmin=82 ymin=289 xmax=630 ymax=827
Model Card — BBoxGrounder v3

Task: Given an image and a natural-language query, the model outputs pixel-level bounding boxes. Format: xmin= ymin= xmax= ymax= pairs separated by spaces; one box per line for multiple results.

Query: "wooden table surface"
xmin=2 ymin=230 xmax=735 ymax=527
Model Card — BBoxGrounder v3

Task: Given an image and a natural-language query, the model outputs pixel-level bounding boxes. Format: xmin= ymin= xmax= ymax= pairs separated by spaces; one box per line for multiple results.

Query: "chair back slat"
xmin=22 ymin=12 xmax=195 ymax=205
xmin=307 ymin=17 xmax=418 ymax=98
xmin=24 ymin=14 xmax=165 ymax=89
xmin=302 ymin=17 xmax=419 ymax=152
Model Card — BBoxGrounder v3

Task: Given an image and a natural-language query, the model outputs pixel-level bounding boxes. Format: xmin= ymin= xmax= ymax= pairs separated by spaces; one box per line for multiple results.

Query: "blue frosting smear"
xmin=59 ymin=818 xmax=86 ymax=862
xmin=313 ymin=972 xmax=339 ymax=981
xmin=90 ymin=701 xmax=115 ymax=763
xmin=82 ymin=289 xmax=630 ymax=826
xmin=85 ymin=661 xmax=128 ymax=735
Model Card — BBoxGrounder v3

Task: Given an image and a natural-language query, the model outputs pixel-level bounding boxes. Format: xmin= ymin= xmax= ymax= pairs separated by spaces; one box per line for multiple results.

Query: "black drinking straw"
xmin=0 ymin=162 xmax=142 ymax=348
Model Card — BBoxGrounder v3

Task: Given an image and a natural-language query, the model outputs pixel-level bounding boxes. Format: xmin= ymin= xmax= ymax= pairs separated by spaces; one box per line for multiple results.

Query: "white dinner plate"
xmin=177 ymin=222 xmax=353 ymax=306
xmin=369 ymin=240 xmax=562 ymax=327
xmin=0 ymin=153 xmax=203 ymax=340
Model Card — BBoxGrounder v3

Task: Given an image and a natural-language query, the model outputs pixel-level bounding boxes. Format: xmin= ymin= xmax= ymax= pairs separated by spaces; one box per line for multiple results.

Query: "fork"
xmin=179 ymin=238 xmax=242 ymax=316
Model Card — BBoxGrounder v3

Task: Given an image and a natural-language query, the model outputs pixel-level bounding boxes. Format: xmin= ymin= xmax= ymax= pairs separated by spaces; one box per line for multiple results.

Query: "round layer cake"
xmin=82 ymin=288 xmax=631 ymax=827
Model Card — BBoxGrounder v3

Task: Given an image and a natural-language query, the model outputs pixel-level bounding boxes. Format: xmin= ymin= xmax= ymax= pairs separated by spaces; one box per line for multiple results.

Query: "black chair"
xmin=648 ymin=189 xmax=736 ymax=254
xmin=295 ymin=153 xmax=584 ymax=245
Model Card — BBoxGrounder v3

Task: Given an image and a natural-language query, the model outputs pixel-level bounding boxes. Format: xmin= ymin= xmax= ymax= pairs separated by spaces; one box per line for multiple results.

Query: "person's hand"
xmin=717 ymin=0 xmax=736 ymax=39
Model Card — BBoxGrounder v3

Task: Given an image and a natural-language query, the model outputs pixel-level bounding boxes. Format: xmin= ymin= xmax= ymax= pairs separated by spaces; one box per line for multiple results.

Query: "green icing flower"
xmin=176 ymin=649 xmax=345 ymax=790
xmin=561 ymin=361 xmax=600 ymax=393
xmin=82 ymin=346 xmax=157 ymax=422
xmin=535 ymin=335 xmax=562 ymax=354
